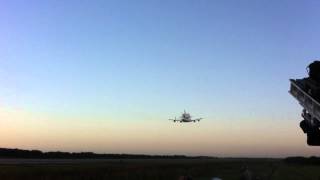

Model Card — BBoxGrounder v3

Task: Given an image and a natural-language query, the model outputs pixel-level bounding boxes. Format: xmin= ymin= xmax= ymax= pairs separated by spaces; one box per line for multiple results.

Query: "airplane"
xmin=169 ymin=110 xmax=203 ymax=123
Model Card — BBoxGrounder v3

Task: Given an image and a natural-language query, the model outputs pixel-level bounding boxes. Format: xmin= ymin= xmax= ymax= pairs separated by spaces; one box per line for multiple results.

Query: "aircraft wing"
xmin=168 ymin=118 xmax=181 ymax=122
xmin=192 ymin=118 xmax=203 ymax=122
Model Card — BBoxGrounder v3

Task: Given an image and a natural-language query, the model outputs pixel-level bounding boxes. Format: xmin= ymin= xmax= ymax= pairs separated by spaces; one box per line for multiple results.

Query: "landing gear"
xmin=306 ymin=128 xmax=320 ymax=146
xmin=300 ymin=119 xmax=308 ymax=133
xmin=300 ymin=110 xmax=320 ymax=146
xmin=300 ymin=119 xmax=320 ymax=145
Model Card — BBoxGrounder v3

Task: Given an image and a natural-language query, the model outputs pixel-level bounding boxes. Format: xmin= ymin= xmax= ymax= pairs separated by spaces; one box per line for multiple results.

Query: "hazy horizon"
xmin=1 ymin=0 xmax=320 ymax=158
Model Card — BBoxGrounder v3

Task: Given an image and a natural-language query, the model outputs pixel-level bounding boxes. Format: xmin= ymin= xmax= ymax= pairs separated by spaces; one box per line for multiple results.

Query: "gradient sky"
xmin=1 ymin=0 xmax=320 ymax=157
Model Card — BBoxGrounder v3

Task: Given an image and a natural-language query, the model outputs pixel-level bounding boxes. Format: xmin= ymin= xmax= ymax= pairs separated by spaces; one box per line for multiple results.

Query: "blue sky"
xmin=1 ymin=0 xmax=320 ymax=157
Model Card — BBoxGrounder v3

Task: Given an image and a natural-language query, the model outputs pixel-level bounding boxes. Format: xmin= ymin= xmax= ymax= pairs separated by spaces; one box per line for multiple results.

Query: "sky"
xmin=0 ymin=0 xmax=320 ymax=157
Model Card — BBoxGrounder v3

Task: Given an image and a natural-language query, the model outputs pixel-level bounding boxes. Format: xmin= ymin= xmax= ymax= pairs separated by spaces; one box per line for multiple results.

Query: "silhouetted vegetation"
xmin=0 ymin=148 xmax=213 ymax=159
xmin=284 ymin=156 xmax=320 ymax=165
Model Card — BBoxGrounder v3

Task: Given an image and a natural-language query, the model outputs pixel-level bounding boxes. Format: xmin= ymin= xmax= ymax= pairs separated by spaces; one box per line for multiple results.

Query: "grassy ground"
xmin=0 ymin=158 xmax=319 ymax=180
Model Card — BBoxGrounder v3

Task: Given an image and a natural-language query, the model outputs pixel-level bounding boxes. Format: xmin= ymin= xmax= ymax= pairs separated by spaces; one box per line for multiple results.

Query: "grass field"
xmin=0 ymin=158 xmax=320 ymax=180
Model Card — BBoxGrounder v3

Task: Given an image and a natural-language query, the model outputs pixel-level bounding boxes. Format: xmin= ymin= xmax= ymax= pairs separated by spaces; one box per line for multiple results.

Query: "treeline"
xmin=284 ymin=156 xmax=320 ymax=165
xmin=0 ymin=148 xmax=213 ymax=159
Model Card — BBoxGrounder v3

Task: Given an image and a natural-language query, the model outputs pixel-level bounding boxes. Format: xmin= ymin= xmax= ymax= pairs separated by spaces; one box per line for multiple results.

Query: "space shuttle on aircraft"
xmin=169 ymin=110 xmax=202 ymax=123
